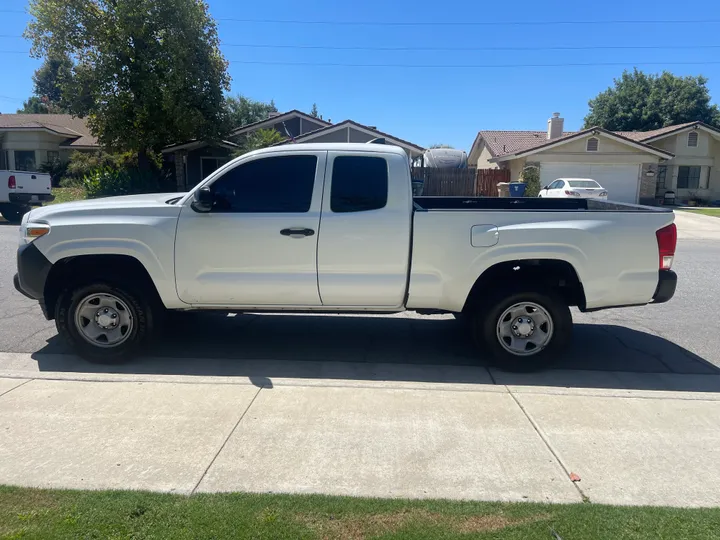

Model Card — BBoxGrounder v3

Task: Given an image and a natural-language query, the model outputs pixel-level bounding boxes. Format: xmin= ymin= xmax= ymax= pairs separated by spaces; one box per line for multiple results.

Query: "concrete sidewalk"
xmin=1 ymin=354 xmax=720 ymax=507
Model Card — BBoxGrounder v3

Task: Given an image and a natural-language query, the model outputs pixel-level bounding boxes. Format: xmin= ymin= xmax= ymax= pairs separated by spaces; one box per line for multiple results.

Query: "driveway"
xmin=674 ymin=209 xmax=720 ymax=239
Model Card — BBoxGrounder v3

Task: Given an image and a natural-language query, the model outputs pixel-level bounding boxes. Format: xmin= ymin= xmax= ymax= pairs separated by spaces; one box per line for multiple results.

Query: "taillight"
xmin=564 ymin=190 xmax=580 ymax=197
xmin=656 ymin=223 xmax=677 ymax=270
xmin=599 ymin=191 xmax=608 ymax=197
xmin=8 ymin=175 xmax=15 ymax=189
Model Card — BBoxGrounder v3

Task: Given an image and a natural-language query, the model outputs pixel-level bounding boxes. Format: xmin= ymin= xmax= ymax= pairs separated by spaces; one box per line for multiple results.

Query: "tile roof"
xmin=477 ymin=122 xmax=704 ymax=159
xmin=284 ymin=119 xmax=426 ymax=153
xmin=613 ymin=122 xmax=697 ymax=141
xmin=0 ymin=113 xmax=98 ymax=147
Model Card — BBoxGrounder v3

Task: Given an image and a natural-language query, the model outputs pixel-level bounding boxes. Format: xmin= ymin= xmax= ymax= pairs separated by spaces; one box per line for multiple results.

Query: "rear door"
xmin=317 ymin=151 xmax=412 ymax=307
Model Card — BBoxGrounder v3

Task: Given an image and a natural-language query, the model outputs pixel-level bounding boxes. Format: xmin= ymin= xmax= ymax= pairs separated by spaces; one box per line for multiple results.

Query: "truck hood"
xmin=27 ymin=193 xmax=186 ymax=222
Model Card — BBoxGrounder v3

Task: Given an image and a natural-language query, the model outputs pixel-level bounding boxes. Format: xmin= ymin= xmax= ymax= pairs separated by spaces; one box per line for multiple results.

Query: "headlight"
xmin=20 ymin=223 xmax=50 ymax=245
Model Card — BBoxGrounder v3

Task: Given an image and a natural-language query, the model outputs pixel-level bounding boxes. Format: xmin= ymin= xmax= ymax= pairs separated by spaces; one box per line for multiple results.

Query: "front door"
xmin=175 ymin=151 xmax=327 ymax=306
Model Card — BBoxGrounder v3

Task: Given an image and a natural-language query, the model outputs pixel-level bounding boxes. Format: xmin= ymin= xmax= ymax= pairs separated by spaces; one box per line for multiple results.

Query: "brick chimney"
xmin=547 ymin=112 xmax=564 ymax=140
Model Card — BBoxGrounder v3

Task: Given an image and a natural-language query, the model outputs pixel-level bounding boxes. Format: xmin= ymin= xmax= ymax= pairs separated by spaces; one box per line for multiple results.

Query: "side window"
xmin=331 ymin=156 xmax=388 ymax=213
xmin=210 ymin=155 xmax=317 ymax=213
xmin=549 ymin=180 xmax=561 ymax=189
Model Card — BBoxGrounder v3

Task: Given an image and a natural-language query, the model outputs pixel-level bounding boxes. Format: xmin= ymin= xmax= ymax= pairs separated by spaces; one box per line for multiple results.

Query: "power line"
xmin=228 ymin=60 xmax=720 ymax=68
xmin=0 ymin=95 xmax=23 ymax=102
xmin=221 ymin=43 xmax=720 ymax=52
xmin=0 ymin=10 xmax=24 ymax=14
xmin=216 ymin=17 xmax=720 ymax=27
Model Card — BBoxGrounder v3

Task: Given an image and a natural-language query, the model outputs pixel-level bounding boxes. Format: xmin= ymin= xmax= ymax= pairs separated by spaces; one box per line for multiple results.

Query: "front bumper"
xmin=14 ymin=242 xmax=52 ymax=301
xmin=652 ymin=269 xmax=677 ymax=304
xmin=9 ymin=192 xmax=55 ymax=205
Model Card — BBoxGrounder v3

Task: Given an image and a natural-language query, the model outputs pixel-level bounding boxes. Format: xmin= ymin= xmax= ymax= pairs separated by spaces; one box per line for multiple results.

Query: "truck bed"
xmin=413 ymin=196 xmax=673 ymax=213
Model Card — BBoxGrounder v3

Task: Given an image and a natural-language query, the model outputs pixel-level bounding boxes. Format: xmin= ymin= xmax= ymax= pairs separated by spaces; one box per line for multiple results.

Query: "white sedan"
xmin=538 ymin=178 xmax=608 ymax=200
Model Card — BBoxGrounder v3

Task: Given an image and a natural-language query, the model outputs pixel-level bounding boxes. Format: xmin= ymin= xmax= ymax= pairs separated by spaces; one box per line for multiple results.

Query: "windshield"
xmin=568 ymin=180 xmax=601 ymax=188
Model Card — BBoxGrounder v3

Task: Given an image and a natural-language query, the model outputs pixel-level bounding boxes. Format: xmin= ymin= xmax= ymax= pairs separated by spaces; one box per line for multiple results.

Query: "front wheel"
xmin=471 ymin=290 xmax=572 ymax=372
xmin=56 ymin=282 xmax=154 ymax=363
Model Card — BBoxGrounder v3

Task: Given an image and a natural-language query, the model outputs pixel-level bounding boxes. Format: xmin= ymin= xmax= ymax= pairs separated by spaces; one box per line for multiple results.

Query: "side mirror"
xmin=191 ymin=187 xmax=213 ymax=213
xmin=541 ymin=185 xmax=549 ymax=190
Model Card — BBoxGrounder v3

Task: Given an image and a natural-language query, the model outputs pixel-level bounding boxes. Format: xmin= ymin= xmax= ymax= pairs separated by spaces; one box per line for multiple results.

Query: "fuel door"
xmin=471 ymin=225 xmax=499 ymax=247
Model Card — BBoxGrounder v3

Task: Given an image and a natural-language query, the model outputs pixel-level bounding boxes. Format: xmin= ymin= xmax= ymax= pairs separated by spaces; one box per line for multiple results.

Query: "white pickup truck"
xmin=14 ymin=143 xmax=677 ymax=370
xmin=0 ymin=170 xmax=54 ymax=223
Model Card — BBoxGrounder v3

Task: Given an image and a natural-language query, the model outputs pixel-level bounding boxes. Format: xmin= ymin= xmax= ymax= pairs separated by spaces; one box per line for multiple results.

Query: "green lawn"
xmin=1 ymin=486 xmax=719 ymax=540
xmin=48 ymin=187 xmax=87 ymax=205
xmin=681 ymin=208 xmax=720 ymax=218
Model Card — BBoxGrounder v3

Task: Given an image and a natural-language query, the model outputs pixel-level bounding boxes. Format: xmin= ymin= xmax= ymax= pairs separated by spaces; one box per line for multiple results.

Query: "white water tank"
xmin=423 ymin=148 xmax=468 ymax=169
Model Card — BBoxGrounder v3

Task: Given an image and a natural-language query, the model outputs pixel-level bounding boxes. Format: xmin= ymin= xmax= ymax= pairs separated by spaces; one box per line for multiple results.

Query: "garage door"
xmin=540 ymin=163 xmax=641 ymax=203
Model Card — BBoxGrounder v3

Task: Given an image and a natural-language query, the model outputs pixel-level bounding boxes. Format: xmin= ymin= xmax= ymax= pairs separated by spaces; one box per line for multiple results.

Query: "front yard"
xmin=1 ymin=486 xmax=719 ymax=540
xmin=48 ymin=187 xmax=87 ymax=205
xmin=681 ymin=208 xmax=720 ymax=218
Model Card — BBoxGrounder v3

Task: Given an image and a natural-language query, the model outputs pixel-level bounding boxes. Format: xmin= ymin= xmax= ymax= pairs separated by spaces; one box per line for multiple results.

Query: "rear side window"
xmin=210 ymin=155 xmax=317 ymax=213
xmin=331 ymin=156 xmax=388 ymax=213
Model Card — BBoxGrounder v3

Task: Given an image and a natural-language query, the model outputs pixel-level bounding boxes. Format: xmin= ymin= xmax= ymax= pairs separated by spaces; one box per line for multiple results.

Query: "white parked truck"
xmin=0 ymin=170 xmax=54 ymax=223
xmin=14 ymin=143 xmax=677 ymax=370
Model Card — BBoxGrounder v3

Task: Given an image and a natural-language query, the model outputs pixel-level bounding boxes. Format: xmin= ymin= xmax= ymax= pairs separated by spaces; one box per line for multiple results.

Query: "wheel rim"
xmin=496 ymin=302 xmax=554 ymax=357
xmin=74 ymin=293 xmax=134 ymax=348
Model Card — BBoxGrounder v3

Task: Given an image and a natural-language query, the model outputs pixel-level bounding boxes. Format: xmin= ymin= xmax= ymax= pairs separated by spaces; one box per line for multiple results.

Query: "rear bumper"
xmin=652 ymin=269 xmax=677 ymax=304
xmin=9 ymin=192 xmax=55 ymax=205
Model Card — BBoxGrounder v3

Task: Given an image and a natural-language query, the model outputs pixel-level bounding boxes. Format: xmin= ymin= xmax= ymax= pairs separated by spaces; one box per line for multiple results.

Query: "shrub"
xmin=39 ymin=159 xmax=69 ymax=187
xmin=521 ymin=166 xmax=541 ymax=197
xmin=82 ymin=168 xmax=160 ymax=199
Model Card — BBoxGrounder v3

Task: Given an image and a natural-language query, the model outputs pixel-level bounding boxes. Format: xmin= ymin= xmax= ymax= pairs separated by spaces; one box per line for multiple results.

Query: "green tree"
xmin=225 ymin=95 xmax=278 ymax=128
xmin=17 ymin=96 xmax=51 ymax=114
xmin=233 ymin=128 xmax=286 ymax=156
xmin=521 ymin=166 xmax=541 ymax=197
xmin=584 ymin=68 xmax=720 ymax=131
xmin=25 ymin=0 xmax=231 ymax=171
xmin=18 ymin=53 xmax=72 ymax=113
xmin=310 ymin=103 xmax=319 ymax=118
xmin=33 ymin=53 xmax=72 ymax=106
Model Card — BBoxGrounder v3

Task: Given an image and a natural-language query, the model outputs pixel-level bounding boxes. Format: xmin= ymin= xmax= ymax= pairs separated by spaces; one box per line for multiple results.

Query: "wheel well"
xmin=44 ymin=255 xmax=161 ymax=320
xmin=462 ymin=259 xmax=586 ymax=312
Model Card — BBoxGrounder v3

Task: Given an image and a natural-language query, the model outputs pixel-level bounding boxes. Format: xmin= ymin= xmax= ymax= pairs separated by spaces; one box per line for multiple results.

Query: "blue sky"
xmin=2 ymin=0 xmax=720 ymax=151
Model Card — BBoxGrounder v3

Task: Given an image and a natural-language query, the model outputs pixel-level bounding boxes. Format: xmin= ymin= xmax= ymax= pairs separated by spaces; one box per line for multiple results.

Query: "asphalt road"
xmin=1 ymin=218 xmax=717 ymax=377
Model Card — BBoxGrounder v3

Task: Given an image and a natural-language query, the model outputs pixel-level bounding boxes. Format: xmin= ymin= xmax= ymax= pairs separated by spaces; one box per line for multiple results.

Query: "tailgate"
xmin=11 ymin=171 xmax=52 ymax=194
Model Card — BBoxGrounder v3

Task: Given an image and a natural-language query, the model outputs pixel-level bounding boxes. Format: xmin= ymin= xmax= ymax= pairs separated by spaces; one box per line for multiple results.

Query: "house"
xmin=468 ymin=113 xmax=720 ymax=204
xmin=0 ymin=114 xmax=98 ymax=171
xmin=162 ymin=110 xmax=426 ymax=190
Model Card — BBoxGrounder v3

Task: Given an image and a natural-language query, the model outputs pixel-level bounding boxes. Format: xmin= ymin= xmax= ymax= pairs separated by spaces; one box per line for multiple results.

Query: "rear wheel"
xmin=56 ymin=282 xmax=154 ymax=363
xmin=471 ymin=289 xmax=572 ymax=371
xmin=0 ymin=203 xmax=30 ymax=224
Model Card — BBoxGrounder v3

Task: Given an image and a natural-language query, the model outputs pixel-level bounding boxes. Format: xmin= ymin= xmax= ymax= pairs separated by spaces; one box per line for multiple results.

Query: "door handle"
xmin=280 ymin=227 xmax=315 ymax=238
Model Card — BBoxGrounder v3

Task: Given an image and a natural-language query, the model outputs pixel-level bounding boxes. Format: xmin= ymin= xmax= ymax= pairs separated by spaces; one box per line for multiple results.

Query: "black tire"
xmin=0 ymin=203 xmax=30 ymax=224
xmin=471 ymin=289 xmax=572 ymax=372
xmin=56 ymin=282 xmax=154 ymax=363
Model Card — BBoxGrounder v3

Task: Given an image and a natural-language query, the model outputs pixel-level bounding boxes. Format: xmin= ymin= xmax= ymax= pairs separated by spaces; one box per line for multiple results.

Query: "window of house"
xmin=331 ymin=156 xmax=388 ymax=213
xmin=687 ymin=131 xmax=699 ymax=147
xmin=14 ymin=150 xmax=37 ymax=171
xmin=656 ymin=165 xmax=667 ymax=190
xmin=46 ymin=150 xmax=60 ymax=163
xmin=586 ymin=137 xmax=599 ymax=152
xmin=200 ymin=157 xmax=229 ymax=179
xmin=677 ymin=166 xmax=701 ymax=189
xmin=209 ymin=155 xmax=317 ymax=213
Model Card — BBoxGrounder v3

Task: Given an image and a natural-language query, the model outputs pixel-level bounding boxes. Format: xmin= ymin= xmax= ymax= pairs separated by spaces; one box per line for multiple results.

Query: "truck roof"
xmin=248 ymin=142 xmax=409 ymax=157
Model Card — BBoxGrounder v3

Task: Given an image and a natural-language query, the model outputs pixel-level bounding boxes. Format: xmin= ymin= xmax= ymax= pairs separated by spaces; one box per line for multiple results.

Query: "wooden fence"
xmin=411 ymin=168 xmax=509 ymax=197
